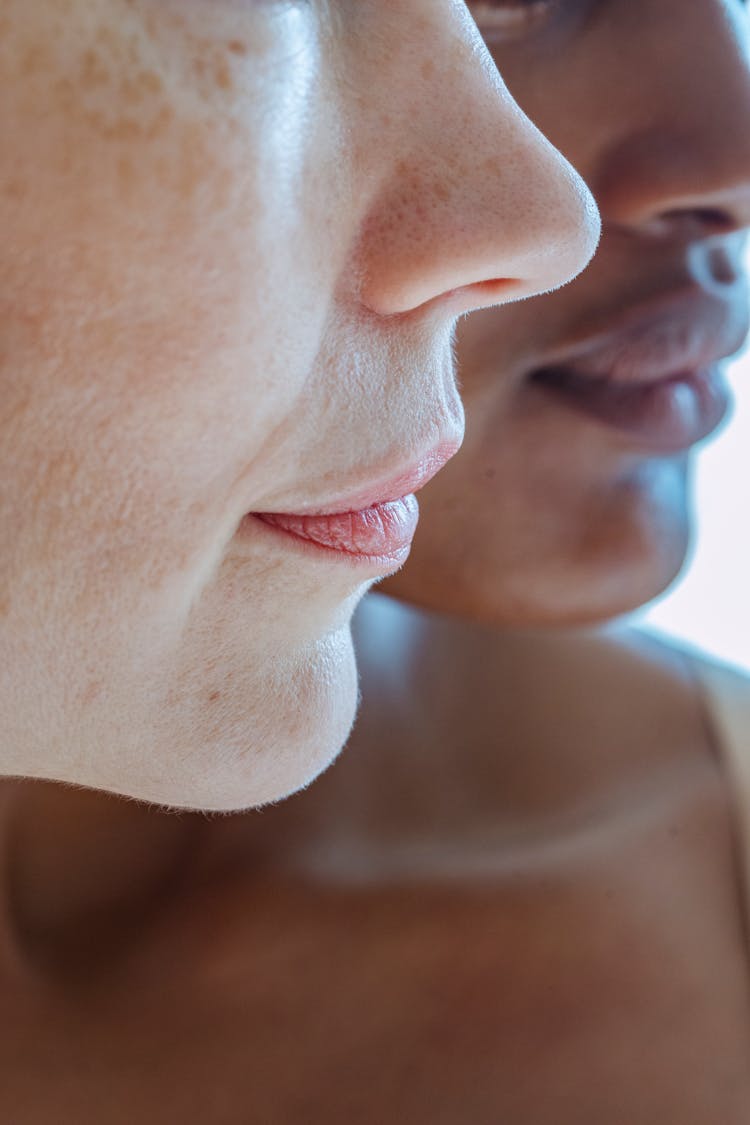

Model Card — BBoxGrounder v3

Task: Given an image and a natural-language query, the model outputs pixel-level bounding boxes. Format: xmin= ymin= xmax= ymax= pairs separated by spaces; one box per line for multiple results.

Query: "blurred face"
xmin=0 ymin=0 xmax=598 ymax=808
xmin=386 ymin=0 xmax=750 ymax=626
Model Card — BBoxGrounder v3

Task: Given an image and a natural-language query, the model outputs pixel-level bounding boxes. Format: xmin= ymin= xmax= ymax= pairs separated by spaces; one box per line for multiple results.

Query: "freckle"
xmin=227 ymin=40 xmax=248 ymax=56
xmin=421 ymin=58 xmax=435 ymax=81
xmin=53 ymin=76 xmax=76 ymax=110
xmin=2 ymin=178 xmax=27 ymax=201
xmin=57 ymin=148 xmax=75 ymax=176
xmin=139 ymin=69 xmax=164 ymax=96
xmin=116 ymin=154 xmax=135 ymax=196
xmin=81 ymin=680 xmax=104 ymax=706
xmin=21 ymin=44 xmax=50 ymax=76
xmin=484 ymin=468 xmax=496 ymax=480
xmin=95 ymin=25 xmax=118 ymax=50
xmin=214 ymin=58 xmax=233 ymax=92
xmin=87 ymin=115 xmax=139 ymax=141
xmin=81 ymin=49 xmax=112 ymax=89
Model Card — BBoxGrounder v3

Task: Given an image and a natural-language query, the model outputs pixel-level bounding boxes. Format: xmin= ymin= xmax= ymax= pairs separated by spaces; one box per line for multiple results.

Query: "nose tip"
xmin=359 ymin=118 xmax=600 ymax=318
xmin=439 ymin=111 xmax=601 ymax=318
xmin=508 ymin=122 xmax=602 ymax=302
xmin=355 ymin=5 xmax=600 ymax=320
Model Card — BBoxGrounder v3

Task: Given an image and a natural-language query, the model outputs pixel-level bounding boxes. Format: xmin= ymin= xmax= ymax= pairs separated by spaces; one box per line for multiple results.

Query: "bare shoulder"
xmin=514 ymin=621 xmax=718 ymax=772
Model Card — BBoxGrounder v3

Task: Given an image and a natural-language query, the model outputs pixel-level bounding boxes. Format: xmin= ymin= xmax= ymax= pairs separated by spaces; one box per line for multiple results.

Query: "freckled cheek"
xmin=0 ymin=200 xmax=322 ymax=594
xmin=0 ymin=19 xmax=344 ymax=588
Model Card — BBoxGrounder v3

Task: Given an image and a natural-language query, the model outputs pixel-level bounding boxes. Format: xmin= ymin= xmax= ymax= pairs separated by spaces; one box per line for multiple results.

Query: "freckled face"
xmin=0 ymin=0 xmax=599 ymax=807
xmin=0 ymin=0 xmax=355 ymax=809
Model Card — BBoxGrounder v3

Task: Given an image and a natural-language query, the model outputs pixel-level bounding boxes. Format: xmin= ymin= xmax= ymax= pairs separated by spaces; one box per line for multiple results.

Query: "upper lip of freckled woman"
xmin=253 ymin=439 xmax=463 ymax=519
xmin=532 ymin=287 xmax=750 ymax=385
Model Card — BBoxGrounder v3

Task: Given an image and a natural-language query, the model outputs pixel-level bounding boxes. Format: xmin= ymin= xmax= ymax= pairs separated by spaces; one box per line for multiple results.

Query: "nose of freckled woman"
xmin=356 ymin=7 xmax=600 ymax=319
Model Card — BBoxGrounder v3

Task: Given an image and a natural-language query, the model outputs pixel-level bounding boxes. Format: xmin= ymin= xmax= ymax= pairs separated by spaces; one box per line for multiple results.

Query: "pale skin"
xmin=0 ymin=0 xmax=607 ymax=1118
xmin=0 ymin=0 xmax=597 ymax=810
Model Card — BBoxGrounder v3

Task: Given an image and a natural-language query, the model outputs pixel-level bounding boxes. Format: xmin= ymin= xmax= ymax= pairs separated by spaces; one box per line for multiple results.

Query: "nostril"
xmin=447 ymin=277 xmax=521 ymax=309
xmin=693 ymin=208 xmax=735 ymax=232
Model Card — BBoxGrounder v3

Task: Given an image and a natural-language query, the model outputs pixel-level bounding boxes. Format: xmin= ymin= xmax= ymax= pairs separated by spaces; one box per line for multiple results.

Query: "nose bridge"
xmin=356 ymin=3 xmax=599 ymax=317
xmin=596 ymin=1 xmax=750 ymax=228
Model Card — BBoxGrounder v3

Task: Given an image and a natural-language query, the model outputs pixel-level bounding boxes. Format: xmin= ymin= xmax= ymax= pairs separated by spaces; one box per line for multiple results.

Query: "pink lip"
xmin=257 ymin=496 xmax=420 ymax=565
xmin=529 ymin=289 xmax=748 ymax=453
xmin=250 ymin=440 xmax=460 ymax=566
xmin=310 ymin=441 xmax=462 ymax=517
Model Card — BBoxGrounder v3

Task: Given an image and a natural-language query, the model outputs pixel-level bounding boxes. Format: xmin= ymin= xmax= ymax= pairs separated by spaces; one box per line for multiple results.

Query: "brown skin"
xmin=387 ymin=0 xmax=750 ymax=625
xmin=2 ymin=618 xmax=750 ymax=1123
xmin=2 ymin=1 xmax=750 ymax=1121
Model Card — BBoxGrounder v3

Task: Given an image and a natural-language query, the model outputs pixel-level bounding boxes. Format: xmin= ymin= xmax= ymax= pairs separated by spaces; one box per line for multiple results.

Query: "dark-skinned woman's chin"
xmin=383 ymin=461 xmax=693 ymax=629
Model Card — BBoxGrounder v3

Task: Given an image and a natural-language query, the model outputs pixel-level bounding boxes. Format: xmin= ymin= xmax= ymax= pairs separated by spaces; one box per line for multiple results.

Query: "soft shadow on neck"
xmin=0 ymin=779 xmax=209 ymax=982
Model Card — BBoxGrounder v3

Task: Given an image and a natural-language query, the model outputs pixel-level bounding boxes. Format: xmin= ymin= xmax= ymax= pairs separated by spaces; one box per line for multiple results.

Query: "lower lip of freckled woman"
xmin=531 ymin=365 xmax=730 ymax=454
xmin=246 ymin=494 xmax=420 ymax=570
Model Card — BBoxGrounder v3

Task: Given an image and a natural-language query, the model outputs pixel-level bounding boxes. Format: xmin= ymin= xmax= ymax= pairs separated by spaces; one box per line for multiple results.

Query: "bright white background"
xmin=641 ymin=271 xmax=750 ymax=669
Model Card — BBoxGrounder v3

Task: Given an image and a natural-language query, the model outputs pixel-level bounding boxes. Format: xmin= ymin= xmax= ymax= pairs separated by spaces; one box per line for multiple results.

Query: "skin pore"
xmin=0 ymin=0 xmax=598 ymax=812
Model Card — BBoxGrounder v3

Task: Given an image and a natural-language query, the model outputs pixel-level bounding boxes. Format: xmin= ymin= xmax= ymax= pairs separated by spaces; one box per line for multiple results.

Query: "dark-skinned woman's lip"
xmin=249 ymin=494 xmax=419 ymax=569
xmin=544 ymin=287 xmax=750 ymax=384
xmin=530 ymin=365 xmax=731 ymax=454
